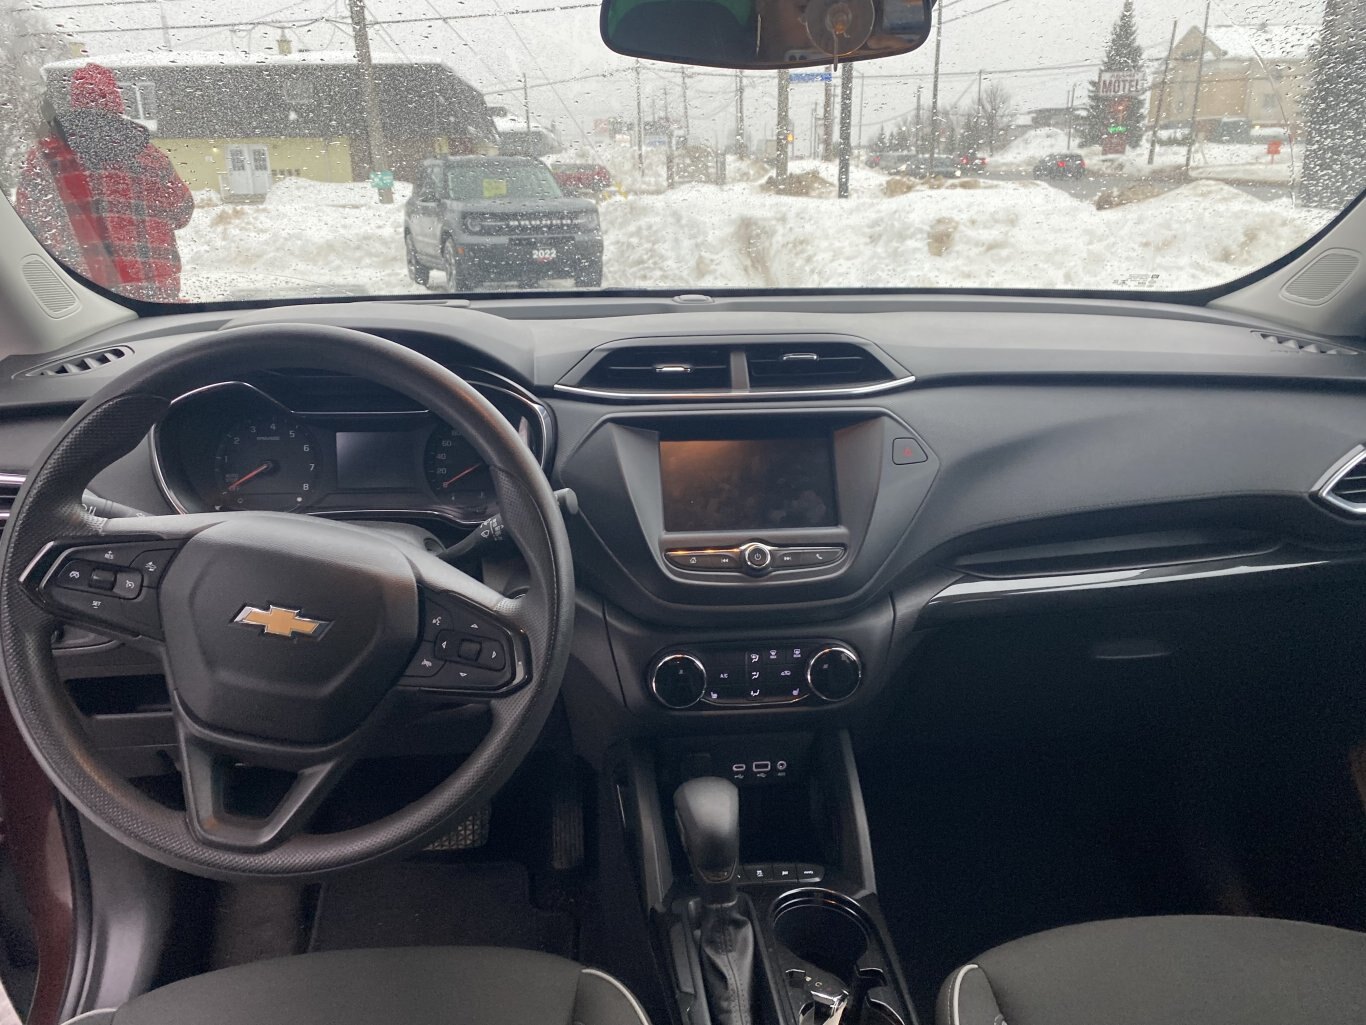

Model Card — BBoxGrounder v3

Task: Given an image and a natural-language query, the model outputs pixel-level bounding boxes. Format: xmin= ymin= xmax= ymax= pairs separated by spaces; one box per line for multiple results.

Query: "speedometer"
xmin=213 ymin=415 xmax=320 ymax=511
xmin=425 ymin=425 xmax=494 ymax=516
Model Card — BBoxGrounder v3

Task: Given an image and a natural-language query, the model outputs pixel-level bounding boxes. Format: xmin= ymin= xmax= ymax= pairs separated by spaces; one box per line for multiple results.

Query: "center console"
xmin=611 ymin=732 xmax=920 ymax=1025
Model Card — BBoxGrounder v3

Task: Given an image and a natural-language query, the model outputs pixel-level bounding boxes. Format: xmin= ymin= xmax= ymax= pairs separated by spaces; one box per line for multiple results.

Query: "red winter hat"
xmin=69 ymin=63 xmax=125 ymax=114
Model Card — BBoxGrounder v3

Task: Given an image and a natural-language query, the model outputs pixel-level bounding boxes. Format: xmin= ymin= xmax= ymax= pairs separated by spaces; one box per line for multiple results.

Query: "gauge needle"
xmin=228 ymin=461 xmax=275 ymax=491
xmin=442 ymin=463 xmax=484 ymax=488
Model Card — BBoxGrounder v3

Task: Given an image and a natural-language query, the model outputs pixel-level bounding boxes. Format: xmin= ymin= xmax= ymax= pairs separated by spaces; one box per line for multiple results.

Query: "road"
xmin=982 ymin=167 xmax=1291 ymax=203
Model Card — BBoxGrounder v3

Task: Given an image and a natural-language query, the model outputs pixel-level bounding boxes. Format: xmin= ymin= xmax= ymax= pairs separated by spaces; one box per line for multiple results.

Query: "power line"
xmin=29 ymin=2 xmax=596 ymax=36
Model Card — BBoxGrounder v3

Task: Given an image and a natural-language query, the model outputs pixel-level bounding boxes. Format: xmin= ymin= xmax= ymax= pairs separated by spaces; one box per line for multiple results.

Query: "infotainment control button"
xmin=741 ymin=543 xmax=772 ymax=570
xmin=666 ymin=549 xmax=742 ymax=571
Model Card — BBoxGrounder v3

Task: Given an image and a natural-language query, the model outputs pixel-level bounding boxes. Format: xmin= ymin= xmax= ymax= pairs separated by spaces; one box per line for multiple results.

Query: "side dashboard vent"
xmin=0 ymin=474 xmax=24 ymax=536
xmin=1318 ymin=450 xmax=1366 ymax=515
xmin=23 ymin=346 xmax=133 ymax=378
xmin=1260 ymin=331 xmax=1358 ymax=357
xmin=577 ymin=346 xmax=732 ymax=392
xmin=746 ymin=342 xmax=895 ymax=390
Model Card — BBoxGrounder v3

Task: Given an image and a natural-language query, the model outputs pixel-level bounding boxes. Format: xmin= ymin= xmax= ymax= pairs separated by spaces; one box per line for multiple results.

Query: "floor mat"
xmin=309 ymin=861 xmax=577 ymax=957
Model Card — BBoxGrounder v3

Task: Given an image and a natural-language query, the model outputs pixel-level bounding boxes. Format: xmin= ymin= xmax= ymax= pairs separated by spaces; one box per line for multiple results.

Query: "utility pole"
xmin=523 ymin=73 xmax=531 ymax=139
xmin=664 ymin=87 xmax=674 ymax=187
xmin=928 ymin=0 xmax=944 ymax=169
xmin=838 ymin=61 xmax=853 ymax=197
xmin=776 ymin=69 xmax=790 ymax=179
xmin=915 ymin=84 xmax=923 ymax=153
xmin=735 ymin=71 xmax=746 ymax=159
xmin=857 ymin=71 xmax=865 ymax=151
xmin=635 ymin=60 xmax=644 ymax=173
xmin=158 ymin=2 xmax=172 ymax=47
xmin=347 ymin=0 xmax=393 ymax=204
xmin=1065 ymin=83 xmax=1076 ymax=149
xmin=680 ymin=67 xmax=689 ymax=146
xmin=1148 ymin=19 xmax=1177 ymax=165
xmin=1183 ymin=0 xmax=1211 ymax=175
xmin=822 ymin=75 xmax=834 ymax=160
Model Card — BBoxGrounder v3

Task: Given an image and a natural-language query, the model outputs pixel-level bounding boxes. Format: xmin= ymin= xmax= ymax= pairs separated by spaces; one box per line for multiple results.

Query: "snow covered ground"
xmin=993 ymin=127 xmax=1296 ymax=184
xmin=176 ymin=168 xmax=1332 ymax=302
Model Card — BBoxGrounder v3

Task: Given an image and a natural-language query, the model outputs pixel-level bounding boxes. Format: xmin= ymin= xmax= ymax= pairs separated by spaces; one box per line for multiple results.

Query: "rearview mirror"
xmin=601 ymin=0 xmax=932 ymax=70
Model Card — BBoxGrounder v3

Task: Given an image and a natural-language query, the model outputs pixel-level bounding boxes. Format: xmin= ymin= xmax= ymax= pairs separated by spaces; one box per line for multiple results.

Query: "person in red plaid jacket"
xmin=17 ymin=63 xmax=194 ymax=302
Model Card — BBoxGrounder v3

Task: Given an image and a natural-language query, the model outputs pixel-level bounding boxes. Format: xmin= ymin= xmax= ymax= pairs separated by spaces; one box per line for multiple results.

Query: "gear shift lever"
xmin=675 ymin=776 xmax=741 ymax=905
xmin=675 ymin=778 xmax=755 ymax=1025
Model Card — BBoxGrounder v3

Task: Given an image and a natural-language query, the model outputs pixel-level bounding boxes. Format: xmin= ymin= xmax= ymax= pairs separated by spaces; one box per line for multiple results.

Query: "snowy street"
xmin=176 ymin=145 xmax=1332 ymax=302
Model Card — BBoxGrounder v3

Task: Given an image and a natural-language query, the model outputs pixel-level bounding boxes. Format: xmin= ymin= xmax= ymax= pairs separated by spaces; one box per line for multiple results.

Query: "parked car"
xmin=958 ymin=153 xmax=988 ymax=174
xmin=404 ymin=155 xmax=603 ymax=290
xmin=1032 ymin=152 xmax=1087 ymax=178
xmin=891 ymin=155 xmax=962 ymax=178
xmin=549 ymin=162 xmax=613 ymax=196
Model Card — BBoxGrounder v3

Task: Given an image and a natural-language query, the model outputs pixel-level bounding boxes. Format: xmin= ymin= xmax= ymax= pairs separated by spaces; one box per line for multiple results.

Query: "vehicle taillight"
xmin=1057 ymin=160 xmax=1066 ymax=168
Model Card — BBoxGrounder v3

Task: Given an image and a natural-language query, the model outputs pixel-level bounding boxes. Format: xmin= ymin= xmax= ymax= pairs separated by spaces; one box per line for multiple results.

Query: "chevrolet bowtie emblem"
xmin=232 ymin=605 xmax=331 ymax=640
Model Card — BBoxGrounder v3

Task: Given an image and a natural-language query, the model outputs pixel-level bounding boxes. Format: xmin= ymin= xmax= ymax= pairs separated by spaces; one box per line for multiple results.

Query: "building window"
xmin=116 ymin=80 xmax=157 ymax=122
xmin=282 ymin=79 xmax=315 ymax=105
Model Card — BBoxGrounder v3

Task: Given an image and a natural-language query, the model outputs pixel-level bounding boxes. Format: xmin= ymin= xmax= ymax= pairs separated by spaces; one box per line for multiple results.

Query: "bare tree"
xmin=1 ymin=0 xmax=64 ymax=191
xmin=980 ymin=81 xmax=1014 ymax=154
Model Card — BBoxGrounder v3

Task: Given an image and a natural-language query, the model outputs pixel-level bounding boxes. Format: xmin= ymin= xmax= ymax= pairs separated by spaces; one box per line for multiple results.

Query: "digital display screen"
xmin=335 ymin=431 xmax=413 ymax=490
xmin=659 ymin=437 xmax=838 ymax=532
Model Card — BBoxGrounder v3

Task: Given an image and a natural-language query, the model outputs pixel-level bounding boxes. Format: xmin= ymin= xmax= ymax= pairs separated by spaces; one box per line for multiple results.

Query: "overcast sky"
xmin=20 ymin=0 xmax=1326 ymax=148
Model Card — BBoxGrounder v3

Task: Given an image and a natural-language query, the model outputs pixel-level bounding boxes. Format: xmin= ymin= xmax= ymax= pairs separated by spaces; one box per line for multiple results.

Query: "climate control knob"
xmin=807 ymin=646 xmax=862 ymax=702
xmin=650 ymin=653 xmax=707 ymax=709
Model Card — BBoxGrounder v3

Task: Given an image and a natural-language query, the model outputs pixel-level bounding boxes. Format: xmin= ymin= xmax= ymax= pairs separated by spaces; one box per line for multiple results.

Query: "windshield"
xmin=2 ymin=0 xmax=1361 ymax=302
xmin=447 ymin=163 xmax=563 ymax=200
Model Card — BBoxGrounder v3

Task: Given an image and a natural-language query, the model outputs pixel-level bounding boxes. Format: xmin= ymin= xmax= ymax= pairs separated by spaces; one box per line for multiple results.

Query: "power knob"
xmin=806 ymin=646 xmax=862 ymax=702
xmin=650 ymin=652 xmax=707 ymax=709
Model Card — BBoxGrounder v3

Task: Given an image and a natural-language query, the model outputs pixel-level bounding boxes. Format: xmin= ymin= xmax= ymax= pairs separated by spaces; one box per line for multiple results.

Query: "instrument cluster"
xmin=152 ymin=372 xmax=551 ymax=526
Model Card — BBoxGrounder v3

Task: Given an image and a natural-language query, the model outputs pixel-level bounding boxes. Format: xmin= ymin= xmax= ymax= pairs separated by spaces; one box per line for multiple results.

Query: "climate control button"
xmin=807 ymin=646 xmax=863 ymax=702
xmin=650 ymin=652 xmax=707 ymax=709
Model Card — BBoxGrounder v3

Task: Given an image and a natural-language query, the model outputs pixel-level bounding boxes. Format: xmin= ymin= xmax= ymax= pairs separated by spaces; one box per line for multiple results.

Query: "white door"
xmin=226 ymin=145 xmax=272 ymax=197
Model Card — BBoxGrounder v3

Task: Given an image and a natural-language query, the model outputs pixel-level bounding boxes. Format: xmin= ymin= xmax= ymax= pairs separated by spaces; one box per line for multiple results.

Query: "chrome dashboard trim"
xmin=0 ymin=471 xmax=25 ymax=521
xmin=552 ymin=375 xmax=916 ymax=402
xmin=1313 ymin=444 xmax=1366 ymax=516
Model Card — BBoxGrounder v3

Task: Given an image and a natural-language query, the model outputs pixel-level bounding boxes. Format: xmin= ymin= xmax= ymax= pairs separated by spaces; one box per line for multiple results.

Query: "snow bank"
xmin=599 ymin=178 xmax=1330 ymax=292
xmin=178 ymin=177 xmax=412 ymax=301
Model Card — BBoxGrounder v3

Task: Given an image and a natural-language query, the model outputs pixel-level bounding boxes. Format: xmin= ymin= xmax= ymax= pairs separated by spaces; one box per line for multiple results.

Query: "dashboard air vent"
xmin=0 ymin=474 xmax=23 ymax=536
xmin=1318 ymin=449 xmax=1366 ymax=515
xmin=1260 ymin=331 xmax=1358 ymax=357
xmin=578 ymin=346 xmax=732 ymax=392
xmin=23 ymin=346 xmax=133 ymax=378
xmin=746 ymin=342 xmax=895 ymax=390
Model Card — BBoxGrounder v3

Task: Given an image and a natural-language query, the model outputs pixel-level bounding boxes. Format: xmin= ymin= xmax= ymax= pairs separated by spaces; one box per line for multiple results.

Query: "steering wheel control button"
xmin=88 ymin=567 xmax=117 ymax=591
xmin=132 ymin=548 xmax=176 ymax=586
xmin=405 ymin=644 xmax=443 ymax=677
xmin=807 ymin=646 xmax=863 ymax=702
xmin=457 ymin=639 xmax=482 ymax=662
xmin=47 ymin=586 xmax=164 ymax=640
xmin=476 ymin=641 xmax=505 ymax=670
xmin=650 ymin=653 xmax=707 ymax=709
xmin=892 ymin=437 xmax=928 ymax=465
xmin=57 ymin=561 xmax=94 ymax=589
xmin=114 ymin=570 xmax=143 ymax=599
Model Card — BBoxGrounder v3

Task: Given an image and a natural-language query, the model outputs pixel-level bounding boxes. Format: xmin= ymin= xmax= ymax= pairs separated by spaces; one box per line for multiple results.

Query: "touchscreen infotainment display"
xmin=659 ymin=437 xmax=838 ymax=532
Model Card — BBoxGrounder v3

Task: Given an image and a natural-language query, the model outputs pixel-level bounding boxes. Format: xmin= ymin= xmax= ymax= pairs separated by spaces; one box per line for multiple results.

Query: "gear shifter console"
xmin=675 ymin=778 xmax=756 ymax=1025
xmin=674 ymin=777 xmax=741 ymax=906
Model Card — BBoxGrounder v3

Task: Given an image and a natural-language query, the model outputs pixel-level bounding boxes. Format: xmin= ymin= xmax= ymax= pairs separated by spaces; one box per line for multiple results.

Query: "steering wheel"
xmin=0 ymin=325 xmax=574 ymax=879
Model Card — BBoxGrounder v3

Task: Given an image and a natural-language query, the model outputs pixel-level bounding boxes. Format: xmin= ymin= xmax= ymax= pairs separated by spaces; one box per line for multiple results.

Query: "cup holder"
xmin=771 ymin=889 xmax=872 ymax=981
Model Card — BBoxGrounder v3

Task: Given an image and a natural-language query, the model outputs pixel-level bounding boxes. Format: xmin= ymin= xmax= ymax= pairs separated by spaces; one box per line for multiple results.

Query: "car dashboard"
xmin=3 ymin=293 xmax=1366 ymax=749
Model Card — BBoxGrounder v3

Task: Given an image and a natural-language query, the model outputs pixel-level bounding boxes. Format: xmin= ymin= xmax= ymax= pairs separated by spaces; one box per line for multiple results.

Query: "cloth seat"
xmin=66 ymin=946 xmax=651 ymax=1025
xmin=937 ymin=915 xmax=1366 ymax=1025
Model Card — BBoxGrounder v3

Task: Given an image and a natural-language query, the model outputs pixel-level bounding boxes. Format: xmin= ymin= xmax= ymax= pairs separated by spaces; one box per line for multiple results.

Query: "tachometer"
xmin=425 ymin=425 xmax=494 ymax=515
xmin=213 ymin=414 xmax=320 ymax=511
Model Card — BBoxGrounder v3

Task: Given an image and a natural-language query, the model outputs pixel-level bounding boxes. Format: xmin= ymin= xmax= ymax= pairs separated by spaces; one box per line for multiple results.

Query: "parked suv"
xmin=1032 ymin=152 xmax=1087 ymax=178
xmin=405 ymin=155 xmax=603 ymax=290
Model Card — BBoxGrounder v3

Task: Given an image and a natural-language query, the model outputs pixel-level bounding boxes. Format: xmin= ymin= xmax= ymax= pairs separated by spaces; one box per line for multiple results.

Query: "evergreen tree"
xmin=1080 ymin=0 xmax=1147 ymax=149
xmin=1301 ymin=0 xmax=1366 ymax=208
